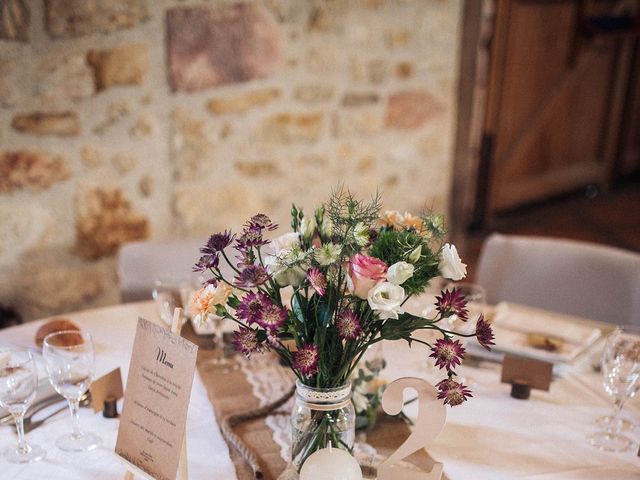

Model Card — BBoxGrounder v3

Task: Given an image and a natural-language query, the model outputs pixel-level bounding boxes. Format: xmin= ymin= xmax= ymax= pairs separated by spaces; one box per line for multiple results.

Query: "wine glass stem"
xmin=607 ymin=398 xmax=625 ymax=434
xmin=68 ymin=398 xmax=82 ymax=439
xmin=13 ymin=412 xmax=28 ymax=454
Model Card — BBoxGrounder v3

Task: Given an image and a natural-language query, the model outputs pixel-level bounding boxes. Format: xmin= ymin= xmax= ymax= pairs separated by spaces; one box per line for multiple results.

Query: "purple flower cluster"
xmin=293 ymin=344 xmax=319 ymax=377
xmin=435 ymin=288 xmax=468 ymax=322
xmin=436 ymin=378 xmax=473 ymax=406
xmin=475 ymin=314 xmax=495 ymax=350
xmin=236 ymin=292 xmax=288 ymax=331
xmin=232 ymin=327 xmax=263 ymax=357
xmin=335 ymin=309 xmax=362 ymax=340
xmin=429 ymin=338 xmax=465 ymax=371
xmin=193 ymin=230 xmax=234 ymax=273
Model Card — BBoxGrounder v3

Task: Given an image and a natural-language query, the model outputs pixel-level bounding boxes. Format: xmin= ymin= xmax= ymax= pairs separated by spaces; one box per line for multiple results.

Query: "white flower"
xmin=408 ymin=245 xmax=422 ymax=263
xmin=299 ymin=217 xmax=316 ymax=241
xmin=439 ymin=243 xmax=467 ymax=281
xmin=367 ymin=282 xmax=405 ymax=320
xmin=352 ymin=222 xmax=369 ymax=247
xmin=319 ymin=217 xmax=333 ymax=238
xmin=352 ymin=389 xmax=369 ymax=413
xmin=314 ymin=243 xmax=342 ymax=266
xmin=386 ymin=261 xmax=414 ymax=285
xmin=271 ymin=232 xmax=301 ymax=254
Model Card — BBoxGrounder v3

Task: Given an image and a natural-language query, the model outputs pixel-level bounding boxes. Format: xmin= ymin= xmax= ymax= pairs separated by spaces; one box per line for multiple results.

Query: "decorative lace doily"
xmin=240 ymin=356 xmax=378 ymax=462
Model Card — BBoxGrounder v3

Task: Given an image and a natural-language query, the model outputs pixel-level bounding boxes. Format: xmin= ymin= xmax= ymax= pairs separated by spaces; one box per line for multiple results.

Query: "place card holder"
xmin=122 ymin=308 xmax=189 ymax=480
xmin=500 ymin=355 xmax=552 ymax=399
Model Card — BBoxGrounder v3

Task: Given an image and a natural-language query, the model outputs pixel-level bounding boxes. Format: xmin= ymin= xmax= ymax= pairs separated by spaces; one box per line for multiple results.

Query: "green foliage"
xmin=369 ymin=229 xmax=440 ymax=295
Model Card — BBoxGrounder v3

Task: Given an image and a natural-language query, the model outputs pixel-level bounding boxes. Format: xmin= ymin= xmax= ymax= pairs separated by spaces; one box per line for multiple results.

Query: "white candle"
xmin=299 ymin=444 xmax=362 ymax=480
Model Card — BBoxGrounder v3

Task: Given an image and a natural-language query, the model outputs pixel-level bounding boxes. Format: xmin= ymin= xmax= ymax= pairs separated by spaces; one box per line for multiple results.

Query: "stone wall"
xmin=0 ymin=0 xmax=462 ymax=321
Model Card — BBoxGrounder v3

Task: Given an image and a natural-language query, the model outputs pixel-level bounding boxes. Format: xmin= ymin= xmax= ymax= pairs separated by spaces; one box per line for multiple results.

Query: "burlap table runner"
xmin=187 ymin=326 xmax=444 ymax=479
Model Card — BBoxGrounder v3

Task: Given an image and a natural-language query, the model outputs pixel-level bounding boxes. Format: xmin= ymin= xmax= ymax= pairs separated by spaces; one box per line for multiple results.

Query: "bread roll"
xmin=35 ymin=318 xmax=80 ymax=347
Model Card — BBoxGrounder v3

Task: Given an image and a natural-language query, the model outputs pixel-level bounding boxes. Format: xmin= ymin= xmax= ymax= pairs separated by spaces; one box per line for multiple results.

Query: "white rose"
xmin=386 ymin=261 xmax=414 ymax=285
xmin=439 ymin=243 xmax=467 ymax=281
xmin=271 ymin=232 xmax=301 ymax=254
xmin=367 ymin=282 xmax=405 ymax=320
xmin=265 ymin=246 xmax=309 ymax=287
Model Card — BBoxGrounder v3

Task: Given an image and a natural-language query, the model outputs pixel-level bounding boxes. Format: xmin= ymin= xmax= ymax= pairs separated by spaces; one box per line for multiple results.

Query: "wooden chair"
xmin=475 ymin=233 xmax=640 ymax=326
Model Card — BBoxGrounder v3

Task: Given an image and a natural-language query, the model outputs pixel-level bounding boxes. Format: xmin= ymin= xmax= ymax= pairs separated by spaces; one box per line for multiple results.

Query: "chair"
xmin=475 ymin=233 xmax=640 ymax=326
xmin=117 ymin=238 xmax=206 ymax=303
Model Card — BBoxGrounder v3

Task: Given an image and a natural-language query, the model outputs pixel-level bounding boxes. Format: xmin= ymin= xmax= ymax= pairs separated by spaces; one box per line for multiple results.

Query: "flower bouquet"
xmin=191 ymin=188 xmax=494 ymax=472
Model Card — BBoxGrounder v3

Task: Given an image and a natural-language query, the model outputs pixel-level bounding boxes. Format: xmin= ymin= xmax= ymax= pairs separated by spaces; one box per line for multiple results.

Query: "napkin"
xmin=466 ymin=302 xmax=602 ymax=365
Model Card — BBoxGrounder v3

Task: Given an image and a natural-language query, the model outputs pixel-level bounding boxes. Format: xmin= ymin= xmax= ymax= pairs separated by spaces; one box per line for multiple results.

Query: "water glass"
xmin=0 ymin=349 xmax=46 ymax=463
xmin=589 ymin=327 xmax=640 ymax=452
xmin=43 ymin=330 xmax=101 ymax=452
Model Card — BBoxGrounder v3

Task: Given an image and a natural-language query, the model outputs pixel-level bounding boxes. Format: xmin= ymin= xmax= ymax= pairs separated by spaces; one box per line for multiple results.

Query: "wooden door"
xmin=481 ymin=0 xmax=635 ymax=214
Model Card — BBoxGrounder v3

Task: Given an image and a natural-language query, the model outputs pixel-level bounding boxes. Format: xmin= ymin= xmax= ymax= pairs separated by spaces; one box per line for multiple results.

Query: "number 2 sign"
xmin=377 ymin=377 xmax=446 ymax=480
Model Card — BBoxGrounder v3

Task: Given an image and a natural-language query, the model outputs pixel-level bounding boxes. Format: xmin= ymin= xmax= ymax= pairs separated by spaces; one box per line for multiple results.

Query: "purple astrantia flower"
xmin=235 ymin=264 xmax=270 ymax=288
xmin=193 ymin=253 xmax=219 ymax=273
xmin=236 ymin=292 xmax=271 ymax=324
xmin=429 ymin=338 xmax=465 ymax=371
xmin=293 ymin=344 xmax=319 ymax=377
xmin=475 ymin=314 xmax=495 ymax=350
xmin=307 ymin=268 xmax=327 ymax=297
xmin=236 ymin=224 xmax=269 ymax=251
xmin=256 ymin=303 xmax=288 ymax=331
xmin=335 ymin=309 xmax=362 ymax=340
xmin=248 ymin=213 xmax=278 ymax=231
xmin=436 ymin=378 xmax=473 ymax=406
xmin=232 ymin=327 xmax=263 ymax=357
xmin=201 ymin=230 xmax=234 ymax=255
xmin=435 ymin=288 xmax=468 ymax=322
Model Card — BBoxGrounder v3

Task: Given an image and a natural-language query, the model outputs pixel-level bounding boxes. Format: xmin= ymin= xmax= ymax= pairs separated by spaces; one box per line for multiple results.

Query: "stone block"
xmin=0 ymin=56 xmax=18 ymax=108
xmin=334 ymin=110 xmax=382 ymax=137
xmin=385 ymin=28 xmax=411 ymax=49
xmin=87 ymin=43 xmax=149 ymax=91
xmin=234 ymin=160 xmax=279 ymax=177
xmin=12 ymin=111 xmax=81 ymax=137
xmin=112 ymin=153 xmax=137 ymax=175
xmin=167 ymin=3 xmax=282 ymax=92
xmin=36 ymin=55 xmax=95 ymax=104
xmin=15 ymin=262 xmax=104 ymax=318
xmin=386 ymin=90 xmax=442 ymax=129
xmin=262 ymin=112 xmax=323 ymax=144
xmin=342 ymin=92 xmax=380 ymax=107
xmin=367 ymin=59 xmax=388 ymax=84
xmin=0 ymin=0 xmax=28 ymax=42
xmin=0 ymin=150 xmax=70 ymax=193
xmin=294 ymin=84 xmax=334 ymax=103
xmin=80 ymin=145 xmax=104 ymax=169
xmin=395 ymin=61 xmax=414 ymax=79
xmin=75 ymin=187 xmax=149 ymax=259
xmin=45 ymin=0 xmax=149 ymax=39
xmin=171 ymin=108 xmax=214 ymax=181
xmin=207 ymin=88 xmax=281 ymax=115
xmin=129 ymin=113 xmax=155 ymax=137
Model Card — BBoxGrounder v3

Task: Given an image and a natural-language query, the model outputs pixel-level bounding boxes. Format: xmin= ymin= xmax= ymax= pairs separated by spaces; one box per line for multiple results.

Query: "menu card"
xmin=116 ymin=318 xmax=198 ymax=480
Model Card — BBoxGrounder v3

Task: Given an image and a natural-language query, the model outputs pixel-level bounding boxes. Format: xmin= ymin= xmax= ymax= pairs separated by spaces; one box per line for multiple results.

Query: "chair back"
xmin=476 ymin=233 xmax=640 ymax=326
xmin=118 ymin=238 xmax=206 ymax=303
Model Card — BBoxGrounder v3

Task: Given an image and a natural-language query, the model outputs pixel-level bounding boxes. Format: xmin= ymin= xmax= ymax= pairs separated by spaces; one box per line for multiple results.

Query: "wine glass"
xmin=42 ymin=330 xmax=101 ymax=452
xmin=152 ymin=277 xmax=190 ymax=329
xmin=200 ymin=313 xmax=240 ymax=372
xmin=589 ymin=327 xmax=640 ymax=452
xmin=0 ymin=349 xmax=46 ymax=463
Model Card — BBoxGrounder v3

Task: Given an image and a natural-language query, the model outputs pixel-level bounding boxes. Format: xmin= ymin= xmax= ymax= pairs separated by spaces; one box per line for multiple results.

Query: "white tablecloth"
xmin=1 ymin=301 xmax=640 ymax=479
xmin=0 ymin=302 xmax=236 ymax=480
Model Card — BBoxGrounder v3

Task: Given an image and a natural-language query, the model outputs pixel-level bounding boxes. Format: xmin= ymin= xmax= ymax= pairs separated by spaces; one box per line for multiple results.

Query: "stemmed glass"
xmin=152 ymin=277 xmax=190 ymax=329
xmin=0 ymin=349 xmax=46 ymax=463
xmin=42 ymin=330 xmax=101 ymax=452
xmin=589 ymin=327 xmax=640 ymax=452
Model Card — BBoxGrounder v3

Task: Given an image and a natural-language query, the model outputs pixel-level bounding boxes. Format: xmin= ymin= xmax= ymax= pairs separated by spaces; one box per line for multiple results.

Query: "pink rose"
xmin=348 ymin=253 xmax=388 ymax=299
